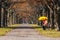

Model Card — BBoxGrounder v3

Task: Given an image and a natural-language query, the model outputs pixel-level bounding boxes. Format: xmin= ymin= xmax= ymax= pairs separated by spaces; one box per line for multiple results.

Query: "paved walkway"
xmin=0 ymin=24 xmax=60 ymax=40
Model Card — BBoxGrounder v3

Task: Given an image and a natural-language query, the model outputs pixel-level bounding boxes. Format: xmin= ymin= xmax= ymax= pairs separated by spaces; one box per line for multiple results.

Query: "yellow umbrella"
xmin=38 ymin=16 xmax=48 ymax=21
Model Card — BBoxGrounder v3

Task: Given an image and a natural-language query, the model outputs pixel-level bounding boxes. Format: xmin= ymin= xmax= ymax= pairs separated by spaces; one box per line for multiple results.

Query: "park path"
xmin=0 ymin=24 xmax=60 ymax=40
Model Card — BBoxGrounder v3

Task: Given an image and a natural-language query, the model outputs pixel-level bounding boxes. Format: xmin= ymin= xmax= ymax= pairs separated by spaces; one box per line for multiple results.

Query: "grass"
xmin=36 ymin=28 xmax=60 ymax=38
xmin=0 ymin=28 xmax=12 ymax=36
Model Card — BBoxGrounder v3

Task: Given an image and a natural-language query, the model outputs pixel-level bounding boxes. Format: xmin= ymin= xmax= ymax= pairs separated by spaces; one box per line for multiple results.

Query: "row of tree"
xmin=0 ymin=0 xmax=60 ymax=31
xmin=0 ymin=0 xmax=19 ymax=27
xmin=14 ymin=0 xmax=60 ymax=31
xmin=27 ymin=0 xmax=60 ymax=31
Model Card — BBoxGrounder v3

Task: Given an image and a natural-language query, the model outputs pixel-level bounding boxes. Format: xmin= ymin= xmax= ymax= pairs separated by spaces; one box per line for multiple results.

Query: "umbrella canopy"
xmin=38 ymin=16 xmax=48 ymax=21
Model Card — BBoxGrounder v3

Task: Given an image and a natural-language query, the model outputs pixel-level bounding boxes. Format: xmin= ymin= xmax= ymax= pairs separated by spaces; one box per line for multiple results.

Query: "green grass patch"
xmin=0 ymin=28 xmax=12 ymax=36
xmin=36 ymin=28 xmax=60 ymax=38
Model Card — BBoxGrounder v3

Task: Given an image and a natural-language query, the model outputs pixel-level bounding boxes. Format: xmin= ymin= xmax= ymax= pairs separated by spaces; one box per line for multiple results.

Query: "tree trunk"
xmin=0 ymin=3 xmax=1 ymax=27
xmin=3 ymin=8 xmax=7 ymax=27
xmin=57 ymin=8 xmax=60 ymax=31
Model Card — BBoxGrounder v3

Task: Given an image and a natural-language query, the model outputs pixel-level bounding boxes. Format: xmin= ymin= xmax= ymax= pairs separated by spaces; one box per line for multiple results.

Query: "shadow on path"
xmin=2 ymin=26 xmax=41 ymax=29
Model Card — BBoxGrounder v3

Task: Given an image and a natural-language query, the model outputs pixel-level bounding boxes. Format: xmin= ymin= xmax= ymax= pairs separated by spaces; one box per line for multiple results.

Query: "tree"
xmin=57 ymin=9 xmax=60 ymax=31
xmin=0 ymin=0 xmax=12 ymax=27
xmin=57 ymin=0 xmax=60 ymax=31
xmin=0 ymin=1 xmax=1 ymax=27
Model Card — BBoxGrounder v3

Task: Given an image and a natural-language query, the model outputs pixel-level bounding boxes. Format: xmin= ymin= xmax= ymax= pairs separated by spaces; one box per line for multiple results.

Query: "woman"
xmin=42 ymin=19 xmax=48 ymax=30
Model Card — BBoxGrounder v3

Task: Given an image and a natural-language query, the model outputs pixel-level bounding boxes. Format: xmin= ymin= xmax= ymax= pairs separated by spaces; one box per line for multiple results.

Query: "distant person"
xmin=42 ymin=19 xmax=48 ymax=30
